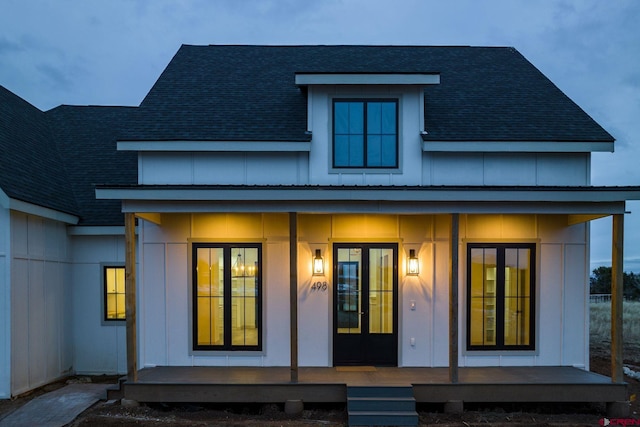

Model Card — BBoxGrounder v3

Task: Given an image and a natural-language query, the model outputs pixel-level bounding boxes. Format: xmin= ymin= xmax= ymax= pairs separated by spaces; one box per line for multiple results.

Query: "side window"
xmin=104 ymin=266 xmax=126 ymax=321
xmin=193 ymin=244 xmax=262 ymax=351
xmin=467 ymin=243 xmax=535 ymax=351
xmin=333 ymin=99 xmax=398 ymax=168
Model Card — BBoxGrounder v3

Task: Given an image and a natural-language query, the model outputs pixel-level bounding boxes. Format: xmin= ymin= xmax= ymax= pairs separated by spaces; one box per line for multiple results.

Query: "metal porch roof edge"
xmin=95 ymin=185 xmax=640 ymax=203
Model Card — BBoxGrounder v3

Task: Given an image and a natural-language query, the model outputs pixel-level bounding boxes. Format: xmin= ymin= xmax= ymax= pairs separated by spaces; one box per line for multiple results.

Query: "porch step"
xmin=106 ymin=376 xmax=127 ymax=400
xmin=347 ymin=386 xmax=418 ymax=426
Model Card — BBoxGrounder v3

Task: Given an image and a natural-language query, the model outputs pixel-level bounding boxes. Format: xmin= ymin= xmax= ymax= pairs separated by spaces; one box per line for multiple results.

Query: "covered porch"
xmin=95 ymin=185 xmax=640 ymax=415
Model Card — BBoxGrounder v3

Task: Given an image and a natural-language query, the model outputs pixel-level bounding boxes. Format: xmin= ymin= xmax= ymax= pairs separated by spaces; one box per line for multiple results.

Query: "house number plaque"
xmin=310 ymin=281 xmax=328 ymax=292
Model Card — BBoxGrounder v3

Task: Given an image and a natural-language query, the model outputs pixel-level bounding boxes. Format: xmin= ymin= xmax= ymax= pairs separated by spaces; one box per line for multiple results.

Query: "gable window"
xmin=467 ymin=243 xmax=535 ymax=351
xmin=193 ymin=243 xmax=262 ymax=351
xmin=333 ymin=99 xmax=398 ymax=168
xmin=104 ymin=266 xmax=126 ymax=321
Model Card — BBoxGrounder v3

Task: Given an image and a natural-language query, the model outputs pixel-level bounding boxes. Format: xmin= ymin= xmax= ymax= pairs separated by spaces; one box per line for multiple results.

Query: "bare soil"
xmin=1 ymin=347 xmax=638 ymax=426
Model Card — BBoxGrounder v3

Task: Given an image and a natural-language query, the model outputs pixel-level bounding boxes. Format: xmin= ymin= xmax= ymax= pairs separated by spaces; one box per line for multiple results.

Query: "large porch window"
xmin=192 ymin=243 xmax=262 ymax=351
xmin=467 ymin=243 xmax=535 ymax=351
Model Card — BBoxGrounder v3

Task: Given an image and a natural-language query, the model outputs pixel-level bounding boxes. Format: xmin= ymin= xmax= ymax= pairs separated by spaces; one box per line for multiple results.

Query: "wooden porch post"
xmin=449 ymin=213 xmax=459 ymax=383
xmin=289 ymin=212 xmax=298 ymax=383
xmin=611 ymin=214 xmax=624 ymax=383
xmin=125 ymin=212 xmax=138 ymax=382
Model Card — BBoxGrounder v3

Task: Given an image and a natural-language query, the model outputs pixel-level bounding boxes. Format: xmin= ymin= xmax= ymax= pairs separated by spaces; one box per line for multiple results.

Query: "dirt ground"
xmin=1 ymin=345 xmax=638 ymax=426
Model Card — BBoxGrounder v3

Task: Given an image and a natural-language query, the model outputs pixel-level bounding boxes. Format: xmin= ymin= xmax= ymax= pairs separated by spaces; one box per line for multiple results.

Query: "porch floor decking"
xmin=122 ymin=366 xmax=628 ymax=405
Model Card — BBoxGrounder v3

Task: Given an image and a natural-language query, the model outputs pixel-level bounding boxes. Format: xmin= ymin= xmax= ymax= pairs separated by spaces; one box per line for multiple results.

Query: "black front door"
xmin=333 ymin=243 xmax=398 ymax=366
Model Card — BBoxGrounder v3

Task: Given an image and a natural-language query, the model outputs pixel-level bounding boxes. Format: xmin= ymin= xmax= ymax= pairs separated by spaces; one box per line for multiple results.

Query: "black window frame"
xmin=332 ymin=98 xmax=399 ymax=169
xmin=103 ymin=265 xmax=126 ymax=322
xmin=466 ymin=243 xmax=536 ymax=351
xmin=192 ymin=243 xmax=263 ymax=352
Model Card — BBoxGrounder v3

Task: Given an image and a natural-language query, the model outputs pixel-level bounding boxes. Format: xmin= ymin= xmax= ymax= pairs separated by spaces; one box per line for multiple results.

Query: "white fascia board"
xmin=67 ymin=226 xmax=127 ymax=236
xmin=0 ymin=188 xmax=8 ymax=209
xmin=121 ymin=200 xmax=626 ymax=215
xmin=117 ymin=140 xmax=311 ymax=152
xmin=96 ymin=187 xmax=640 ymax=203
xmin=422 ymin=140 xmax=614 ymax=153
xmin=295 ymin=73 xmax=440 ymax=86
xmin=8 ymin=199 xmax=79 ymax=224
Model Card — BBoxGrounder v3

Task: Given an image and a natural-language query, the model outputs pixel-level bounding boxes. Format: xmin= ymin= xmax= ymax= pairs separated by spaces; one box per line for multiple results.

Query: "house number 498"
xmin=311 ymin=281 xmax=328 ymax=292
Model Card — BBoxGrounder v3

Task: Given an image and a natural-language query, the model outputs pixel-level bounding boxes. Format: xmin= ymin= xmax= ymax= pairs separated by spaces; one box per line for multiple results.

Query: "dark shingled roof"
xmin=0 ymin=86 xmax=78 ymax=215
xmin=123 ymin=45 xmax=613 ymax=143
xmin=1 ymin=45 xmax=616 ymax=227
xmin=46 ymin=105 xmax=138 ymax=226
xmin=0 ymin=85 xmax=137 ymax=225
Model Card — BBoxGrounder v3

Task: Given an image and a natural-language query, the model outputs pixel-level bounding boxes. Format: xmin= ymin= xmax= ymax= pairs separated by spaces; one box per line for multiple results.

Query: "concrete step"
xmin=348 ymin=396 xmax=416 ymax=412
xmin=347 ymin=385 xmax=418 ymax=426
xmin=346 ymin=385 xmax=414 ymax=398
xmin=348 ymin=410 xmax=419 ymax=426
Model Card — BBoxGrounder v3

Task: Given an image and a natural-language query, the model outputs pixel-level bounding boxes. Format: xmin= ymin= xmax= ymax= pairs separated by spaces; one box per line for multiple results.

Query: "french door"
xmin=333 ymin=243 xmax=398 ymax=366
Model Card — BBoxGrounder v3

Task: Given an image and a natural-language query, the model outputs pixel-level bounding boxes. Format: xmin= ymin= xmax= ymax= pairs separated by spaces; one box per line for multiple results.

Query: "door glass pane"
xmin=337 ymin=248 xmax=361 ymax=334
xmin=504 ymin=248 xmax=531 ymax=346
xmin=231 ymin=247 xmax=259 ymax=346
xmin=196 ymin=247 xmax=224 ymax=346
xmin=369 ymin=248 xmax=393 ymax=334
xmin=469 ymin=248 xmax=497 ymax=346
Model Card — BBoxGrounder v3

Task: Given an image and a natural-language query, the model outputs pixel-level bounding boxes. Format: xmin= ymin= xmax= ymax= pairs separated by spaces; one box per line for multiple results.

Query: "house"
xmin=1 ymin=45 xmax=639 ymax=416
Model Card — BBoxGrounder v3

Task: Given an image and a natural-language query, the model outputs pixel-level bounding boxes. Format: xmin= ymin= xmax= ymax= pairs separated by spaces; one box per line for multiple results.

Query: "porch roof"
xmin=96 ymin=184 xmax=640 ymax=215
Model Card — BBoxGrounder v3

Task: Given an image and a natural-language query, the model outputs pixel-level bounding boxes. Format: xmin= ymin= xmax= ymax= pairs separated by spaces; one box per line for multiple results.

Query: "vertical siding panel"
xmin=28 ymin=260 xmax=45 ymax=388
xmin=142 ymin=243 xmax=167 ymax=367
xmin=166 ymin=243 xmax=189 ymax=365
xmin=10 ymin=259 xmax=29 ymax=394
xmin=562 ymin=244 xmax=588 ymax=368
xmin=537 ymin=244 xmax=563 ymax=365
xmin=432 ymin=240 xmax=450 ymax=367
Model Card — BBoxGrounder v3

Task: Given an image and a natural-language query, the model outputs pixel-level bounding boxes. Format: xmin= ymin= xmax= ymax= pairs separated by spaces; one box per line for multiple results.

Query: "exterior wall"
xmin=9 ymin=212 xmax=73 ymax=396
xmin=0 ymin=201 xmax=10 ymax=398
xmin=138 ymin=213 xmax=291 ymax=368
xmin=139 ymin=212 xmax=588 ymax=370
xmin=459 ymin=214 xmax=589 ymax=369
xmin=70 ymin=234 xmax=127 ymax=375
xmin=139 ymin=152 xmax=309 ymax=186
xmin=424 ymin=153 xmax=590 ymax=186
xmin=306 ymin=86 xmax=424 ymax=186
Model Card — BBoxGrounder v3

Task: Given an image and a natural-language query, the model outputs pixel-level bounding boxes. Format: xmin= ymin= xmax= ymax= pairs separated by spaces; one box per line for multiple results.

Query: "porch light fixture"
xmin=232 ymin=253 xmax=256 ymax=277
xmin=313 ymin=249 xmax=324 ymax=275
xmin=407 ymin=249 xmax=419 ymax=276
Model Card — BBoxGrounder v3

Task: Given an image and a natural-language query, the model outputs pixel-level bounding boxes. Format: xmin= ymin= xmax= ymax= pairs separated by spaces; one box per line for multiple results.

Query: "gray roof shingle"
xmin=0 ymin=86 xmax=78 ymax=215
xmin=123 ymin=45 xmax=613 ymax=143
xmin=46 ymin=105 xmax=138 ymax=226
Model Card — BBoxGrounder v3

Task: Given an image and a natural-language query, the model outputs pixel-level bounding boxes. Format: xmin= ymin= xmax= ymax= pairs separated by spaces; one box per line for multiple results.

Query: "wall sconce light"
xmin=407 ymin=249 xmax=419 ymax=276
xmin=313 ymin=249 xmax=324 ymax=275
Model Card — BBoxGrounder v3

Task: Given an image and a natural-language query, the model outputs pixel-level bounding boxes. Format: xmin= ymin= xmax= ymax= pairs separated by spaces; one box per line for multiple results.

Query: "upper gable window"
xmin=333 ymin=99 xmax=398 ymax=168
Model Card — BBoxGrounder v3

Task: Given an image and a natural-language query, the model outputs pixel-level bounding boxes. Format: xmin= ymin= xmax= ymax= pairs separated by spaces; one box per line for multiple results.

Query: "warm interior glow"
xmin=407 ymin=249 xmax=419 ymax=275
xmin=313 ymin=249 xmax=324 ymax=275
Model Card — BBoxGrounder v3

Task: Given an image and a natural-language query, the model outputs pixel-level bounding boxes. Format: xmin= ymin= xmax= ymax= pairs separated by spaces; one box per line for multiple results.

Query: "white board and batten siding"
xmin=0 ymin=202 xmax=11 ymax=398
xmin=9 ymin=212 xmax=73 ymax=396
xmin=137 ymin=212 xmax=589 ymax=370
xmin=70 ymin=234 xmax=127 ymax=375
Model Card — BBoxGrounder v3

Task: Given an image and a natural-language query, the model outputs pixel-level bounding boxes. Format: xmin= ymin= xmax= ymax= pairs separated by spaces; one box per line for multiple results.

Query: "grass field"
xmin=590 ymin=301 xmax=640 ymax=348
